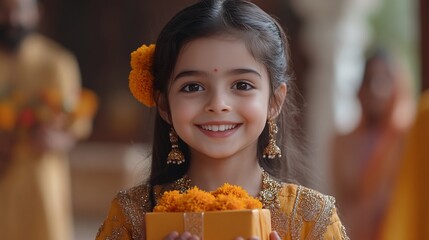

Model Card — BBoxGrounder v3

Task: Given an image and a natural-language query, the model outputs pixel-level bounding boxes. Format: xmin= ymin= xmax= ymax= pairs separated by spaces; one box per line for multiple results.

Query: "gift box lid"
xmin=146 ymin=209 xmax=271 ymax=240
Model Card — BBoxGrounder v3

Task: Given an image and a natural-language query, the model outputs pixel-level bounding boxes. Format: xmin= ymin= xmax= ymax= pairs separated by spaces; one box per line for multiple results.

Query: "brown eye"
xmin=181 ymin=83 xmax=204 ymax=92
xmin=233 ymin=81 xmax=254 ymax=90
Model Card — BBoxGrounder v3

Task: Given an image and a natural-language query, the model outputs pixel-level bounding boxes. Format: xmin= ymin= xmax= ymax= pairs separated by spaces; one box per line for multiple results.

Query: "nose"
xmin=204 ymin=90 xmax=231 ymax=113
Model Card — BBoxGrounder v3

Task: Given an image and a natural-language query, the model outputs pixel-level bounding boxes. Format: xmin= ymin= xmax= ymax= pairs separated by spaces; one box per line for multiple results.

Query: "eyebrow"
xmin=228 ymin=68 xmax=261 ymax=77
xmin=174 ymin=71 xmax=206 ymax=81
xmin=174 ymin=68 xmax=261 ymax=81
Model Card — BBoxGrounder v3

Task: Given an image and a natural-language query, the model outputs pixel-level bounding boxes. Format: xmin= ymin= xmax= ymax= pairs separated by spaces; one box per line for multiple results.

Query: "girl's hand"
xmin=235 ymin=231 xmax=281 ymax=240
xmin=163 ymin=231 xmax=200 ymax=240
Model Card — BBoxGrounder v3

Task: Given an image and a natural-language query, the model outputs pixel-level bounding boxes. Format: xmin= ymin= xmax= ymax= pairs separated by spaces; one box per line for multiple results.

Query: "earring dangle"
xmin=167 ymin=128 xmax=185 ymax=164
xmin=263 ymin=119 xmax=282 ymax=159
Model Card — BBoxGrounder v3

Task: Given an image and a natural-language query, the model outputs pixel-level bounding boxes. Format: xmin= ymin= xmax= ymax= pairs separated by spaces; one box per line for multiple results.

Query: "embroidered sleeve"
xmin=288 ymin=186 xmax=350 ymax=240
xmin=322 ymin=208 xmax=350 ymax=240
xmin=96 ymin=184 xmax=152 ymax=240
xmin=95 ymin=196 xmax=132 ymax=240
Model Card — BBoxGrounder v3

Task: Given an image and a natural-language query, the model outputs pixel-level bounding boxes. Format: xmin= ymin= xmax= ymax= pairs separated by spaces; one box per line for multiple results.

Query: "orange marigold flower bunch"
xmin=129 ymin=44 xmax=156 ymax=107
xmin=153 ymin=183 xmax=262 ymax=212
xmin=72 ymin=88 xmax=99 ymax=119
xmin=0 ymin=100 xmax=17 ymax=131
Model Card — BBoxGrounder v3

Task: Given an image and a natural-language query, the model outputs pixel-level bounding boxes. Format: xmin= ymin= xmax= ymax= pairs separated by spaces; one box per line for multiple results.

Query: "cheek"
xmin=169 ymin=100 xmax=196 ymax=126
xmin=241 ymin=98 xmax=269 ymax=122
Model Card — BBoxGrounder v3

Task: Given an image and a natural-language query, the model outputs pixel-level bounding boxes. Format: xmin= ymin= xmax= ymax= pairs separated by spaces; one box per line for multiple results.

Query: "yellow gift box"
xmin=146 ymin=209 xmax=271 ymax=240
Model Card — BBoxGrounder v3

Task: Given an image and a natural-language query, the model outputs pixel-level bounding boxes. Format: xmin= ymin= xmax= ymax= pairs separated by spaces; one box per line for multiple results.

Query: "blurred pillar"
xmin=421 ymin=0 xmax=429 ymax=91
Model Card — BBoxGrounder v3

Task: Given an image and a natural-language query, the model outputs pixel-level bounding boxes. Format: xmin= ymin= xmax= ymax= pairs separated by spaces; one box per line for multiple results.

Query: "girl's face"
xmin=167 ymin=36 xmax=271 ymax=161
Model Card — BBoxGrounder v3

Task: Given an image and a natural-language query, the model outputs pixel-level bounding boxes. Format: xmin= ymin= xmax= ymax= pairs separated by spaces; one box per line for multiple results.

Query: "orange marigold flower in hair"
xmin=129 ymin=44 xmax=156 ymax=107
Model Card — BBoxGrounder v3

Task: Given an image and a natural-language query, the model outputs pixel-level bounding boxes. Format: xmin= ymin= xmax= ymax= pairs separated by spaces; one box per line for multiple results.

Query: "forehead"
xmin=174 ymin=36 xmax=265 ymax=73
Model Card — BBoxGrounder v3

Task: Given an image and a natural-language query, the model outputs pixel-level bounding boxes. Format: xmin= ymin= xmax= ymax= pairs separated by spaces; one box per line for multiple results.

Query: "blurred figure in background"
xmin=378 ymin=90 xmax=429 ymax=240
xmin=330 ymin=49 xmax=415 ymax=240
xmin=0 ymin=0 xmax=97 ymax=239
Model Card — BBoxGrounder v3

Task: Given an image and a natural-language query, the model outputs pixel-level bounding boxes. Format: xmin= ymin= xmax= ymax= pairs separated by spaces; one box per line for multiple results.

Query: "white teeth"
xmin=201 ymin=124 xmax=236 ymax=132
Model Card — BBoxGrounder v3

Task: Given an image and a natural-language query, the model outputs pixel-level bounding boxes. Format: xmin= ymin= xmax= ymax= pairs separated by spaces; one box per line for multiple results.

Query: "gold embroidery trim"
xmin=258 ymin=171 xmax=288 ymax=239
xmin=340 ymin=223 xmax=350 ymax=240
xmin=117 ymin=184 xmax=152 ymax=240
xmin=290 ymin=185 xmax=304 ymax=240
xmin=289 ymin=186 xmax=341 ymax=240
xmin=184 ymin=212 xmax=204 ymax=238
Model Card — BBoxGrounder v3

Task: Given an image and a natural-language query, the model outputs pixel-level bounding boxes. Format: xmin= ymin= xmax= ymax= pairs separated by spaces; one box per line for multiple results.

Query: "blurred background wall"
xmin=34 ymin=0 xmax=424 ymax=239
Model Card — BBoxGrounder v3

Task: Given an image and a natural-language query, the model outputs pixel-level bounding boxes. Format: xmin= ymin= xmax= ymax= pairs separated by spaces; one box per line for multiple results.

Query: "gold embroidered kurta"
xmin=96 ymin=173 xmax=349 ymax=240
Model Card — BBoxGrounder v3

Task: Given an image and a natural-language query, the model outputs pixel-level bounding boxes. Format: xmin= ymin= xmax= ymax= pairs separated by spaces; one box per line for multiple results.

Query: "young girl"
xmin=96 ymin=0 xmax=349 ymax=239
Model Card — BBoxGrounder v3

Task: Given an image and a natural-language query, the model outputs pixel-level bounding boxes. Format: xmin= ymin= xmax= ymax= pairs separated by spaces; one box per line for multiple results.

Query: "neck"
xmin=186 ymin=151 xmax=263 ymax=197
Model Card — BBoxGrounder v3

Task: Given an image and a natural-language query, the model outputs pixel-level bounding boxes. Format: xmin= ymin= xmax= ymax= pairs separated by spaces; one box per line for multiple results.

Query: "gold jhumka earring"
xmin=263 ymin=119 xmax=282 ymax=159
xmin=167 ymin=128 xmax=185 ymax=164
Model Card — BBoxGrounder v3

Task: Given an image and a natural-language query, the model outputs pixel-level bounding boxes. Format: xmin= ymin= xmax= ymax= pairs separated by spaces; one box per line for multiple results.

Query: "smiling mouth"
xmin=199 ymin=124 xmax=238 ymax=132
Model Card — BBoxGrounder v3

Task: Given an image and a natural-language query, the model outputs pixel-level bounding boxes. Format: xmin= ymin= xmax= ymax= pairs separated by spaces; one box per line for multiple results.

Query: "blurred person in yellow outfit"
xmin=0 ymin=0 xmax=98 ymax=239
xmin=330 ymin=49 xmax=415 ymax=240
xmin=378 ymin=90 xmax=429 ymax=240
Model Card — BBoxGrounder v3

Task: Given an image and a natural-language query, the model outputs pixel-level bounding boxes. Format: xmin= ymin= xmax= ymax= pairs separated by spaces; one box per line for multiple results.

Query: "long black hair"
xmin=148 ymin=0 xmax=307 ymax=186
